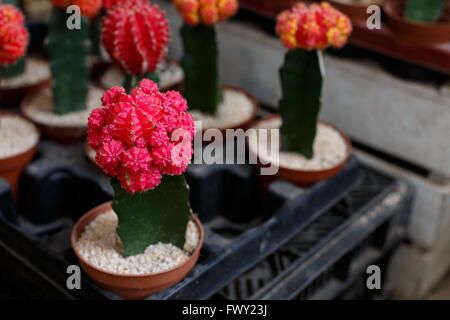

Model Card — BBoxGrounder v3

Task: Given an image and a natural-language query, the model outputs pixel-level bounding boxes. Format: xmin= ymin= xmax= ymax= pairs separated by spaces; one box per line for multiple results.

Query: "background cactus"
xmin=173 ymin=0 xmax=238 ymax=115
xmin=276 ymin=2 xmax=352 ymax=158
xmin=102 ymin=0 xmax=170 ymax=92
xmin=87 ymin=80 xmax=196 ymax=257
xmin=48 ymin=6 xmax=89 ymax=115
xmin=48 ymin=0 xmax=101 ymax=115
xmin=404 ymin=0 xmax=446 ymax=22
xmin=0 ymin=2 xmax=27 ymax=78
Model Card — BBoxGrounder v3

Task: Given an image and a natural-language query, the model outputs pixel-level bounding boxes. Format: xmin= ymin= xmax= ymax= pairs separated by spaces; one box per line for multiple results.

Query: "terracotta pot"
xmin=329 ymin=0 xmax=384 ymax=22
xmin=71 ymin=202 xmax=205 ymax=300
xmin=21 ymin=84 xmax=102 ymax=145
xmin=196 ymin=85 xmax=259 ymax=143
xmin=383 ymin=0 xmax=450 ymax=44
xmin=0 ymin=113 xmax=40 ymax=200
xmin=0 ymin=57 xmax=51 ymax=108
xmin=248 ymin=115 xmax=352 ymax=187
xmin=98 ymin=59 xmax=184 ymax=92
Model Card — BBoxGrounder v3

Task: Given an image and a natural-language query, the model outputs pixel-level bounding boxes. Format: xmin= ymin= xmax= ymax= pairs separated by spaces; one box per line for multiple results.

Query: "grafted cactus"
xmin=404 ymin=0 xmax=446 ymax=22
xmin=48 ymin=0 xmax=101 ymax=115
xmin=276 ymin=2 xmax=352 ymax=158
xmin=87 ymin=80 xmax=196 ymax=257
xmin=0 ymin=2 xmax=27 ymax=78
xmin=173 ymin=0 xmax=238 ymax=115
xmin=102 ymin=0 xmax=170 ymax=92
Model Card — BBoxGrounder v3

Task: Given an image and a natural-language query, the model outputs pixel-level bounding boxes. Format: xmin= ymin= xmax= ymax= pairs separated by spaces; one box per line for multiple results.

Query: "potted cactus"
xmin=384 ymin=0 xmax=450 ymax=43
xmin=172 ymin=0 xmax=259 ymax=133
xmin=0 ymin=1 xmax=50 ymax=108
xmin=248 ymin=2 xmax=353 ymax=186
xmin=0 ymin=3 xmax=40 ymax=199
xmin=21 ymin=0 xmax=103 ymax=144
xmin=72 ymin=79 xmax=203 ymax=300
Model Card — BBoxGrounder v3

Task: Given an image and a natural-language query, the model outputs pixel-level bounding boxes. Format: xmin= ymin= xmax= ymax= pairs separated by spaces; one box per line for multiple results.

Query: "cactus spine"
xmin=404 ymin=0 xmax=446 ymax=22
xmin=48 ymin=7 xmax=89 ymax=115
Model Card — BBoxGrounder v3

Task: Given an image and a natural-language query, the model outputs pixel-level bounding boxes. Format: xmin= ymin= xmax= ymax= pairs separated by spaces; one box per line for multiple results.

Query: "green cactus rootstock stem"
xmin=279 ymin=49 xmax=323 ymax=159
xmin=181 ymin=23 xmax=223 ymax=115
xmin=0 ymin=56 xmax=26 ymax=78
xmin=111 ymin=174 xmax=191 ymax=258
xmin=123 ymin=72 xmax=159 ymax=93
xmin=404 ymin=0 xmax=446 ymax=22
xmin=48 ymin=7 xmax=89 ymax=115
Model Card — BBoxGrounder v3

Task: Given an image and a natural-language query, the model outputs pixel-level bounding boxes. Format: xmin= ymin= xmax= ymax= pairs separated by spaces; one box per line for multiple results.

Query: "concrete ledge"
xmin=356 ymin=149 xmax=450 ymax=250
xmin=388 ymin=224 xmax=450 ymax=299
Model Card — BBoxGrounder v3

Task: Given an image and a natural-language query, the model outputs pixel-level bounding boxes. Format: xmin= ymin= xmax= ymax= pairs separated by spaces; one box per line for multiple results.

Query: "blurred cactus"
xmin=276 ymin=3 xmax=351 ymax=158
xmin=404 ymin=0 xmax=446 ymax=22
xmin=0 ymin=2 xmax=26 ymax=78
xmin=181 ymin=24 xmax=222 ymax=115
xmin=102 ymin=0 xmax=170 ymax=92
xmin=48 ymin=6 xmax=90 ymax=115
xmin=173 ymin=0 xmax=238 ymax=115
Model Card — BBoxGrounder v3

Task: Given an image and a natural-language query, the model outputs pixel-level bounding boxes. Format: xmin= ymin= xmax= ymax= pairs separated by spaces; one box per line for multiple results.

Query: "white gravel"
xmin=190 ymin=88 xmax=255 ymax=131
xmin=23 ymin=85 xmax=103 ymax=127
xmin=248 ymin=117 xmax=348 ymax=171
xmin=0 ymin=57 xmax=50 ymax=89
xmin=0 ymin=114 xmax=39 ymax=159
xmin=100 ymin=60 xmax=184 ymax=90
xmin=75 ymin=210 xmax=200 ymax=275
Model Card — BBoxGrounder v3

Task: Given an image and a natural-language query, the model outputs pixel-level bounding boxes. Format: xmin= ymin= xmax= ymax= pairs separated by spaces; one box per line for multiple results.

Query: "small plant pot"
xmin=329 ymin=0 xmax=384 ymax=22
xmin=193 ymin=85 xmax=259 ymax=140
xmin=71 ymin=202 xmax=205 ymax=300
xmin=0 ymin=57 xmax=51 ymax=108
xmin=383 ymin=0 xmax=450 ymax=44
xmin=0 ymin=113 xmax=40 ymax=200
xmin=21 ymin=84 xmax=104 ymax=145
xmin=248 ymin=115 xmax=352 ymax=187
xmin=98 ymin=59 xmax=185 ymax=92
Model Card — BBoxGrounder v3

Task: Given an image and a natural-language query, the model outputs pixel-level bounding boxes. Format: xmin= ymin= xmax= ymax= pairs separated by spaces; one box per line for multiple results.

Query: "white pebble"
xmin=100 ymin=60 xmax=184 ymax=90
xmin=190 ymin=88 xmax=255 ymax=130
xmin=23 ymin=85 xmax=104 ymax=127
xmin=0 ymin=115 xmax=39 ymax=159
xmin=76 ymin=210 xmax=200 ymax=275
xmin=248 ymin=117 xmax=348 ymax=171
xmin=0 ymin=57 xmax=50 ymax=89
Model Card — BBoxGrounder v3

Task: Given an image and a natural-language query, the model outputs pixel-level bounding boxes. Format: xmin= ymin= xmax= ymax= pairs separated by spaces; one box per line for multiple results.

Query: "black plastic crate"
xmin=214 ymin=168 xmax=413 ymax=300
xmin=0 ymin=141 xmax=361 ymax=299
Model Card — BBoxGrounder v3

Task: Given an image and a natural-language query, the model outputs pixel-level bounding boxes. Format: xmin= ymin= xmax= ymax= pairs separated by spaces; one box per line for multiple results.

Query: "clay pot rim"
xmin=71 ymin=201 xmax=205 ymax=279
xmin=0 ymin=112 xmax=41 ymax=163
xmin=248 ymin=114 xmax=352 ymax=175
xmin=97 ymin=58 xmax=184 ymax=91
xmin=383 ymin=0 xmax=450 ymax=27
xmin=20 ymin=82 xmax=104 ymax=131
xmin=199 ymin=84 xmax=260 ymax=133
xmin=0 ymin=55 xmax=51 ymax=92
